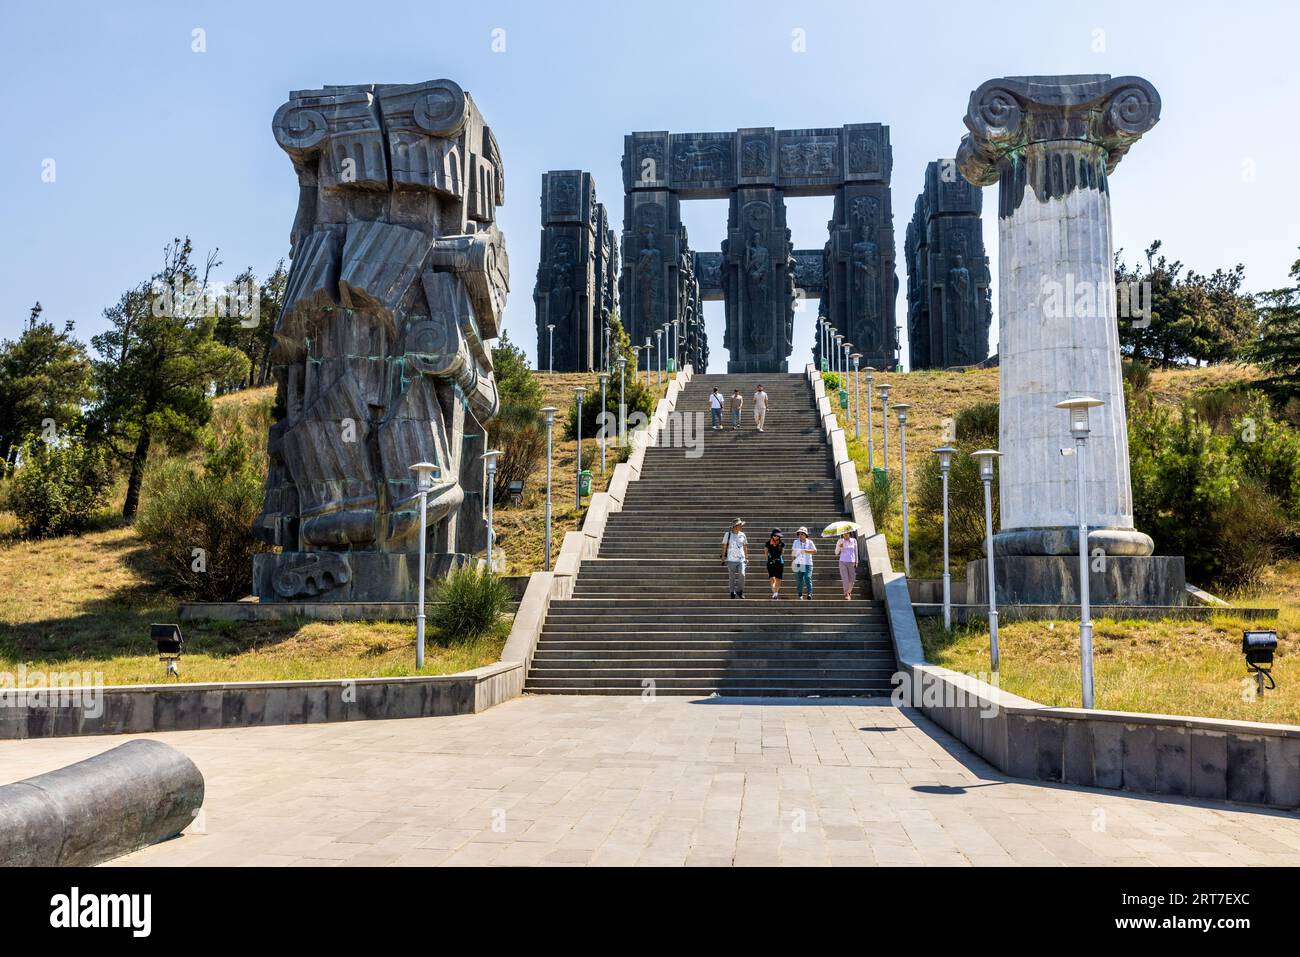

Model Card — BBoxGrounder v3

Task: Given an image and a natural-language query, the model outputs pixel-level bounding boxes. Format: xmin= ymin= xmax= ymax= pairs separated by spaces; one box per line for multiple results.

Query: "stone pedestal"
xmin=966 ymin=555 xmax=1186 ymax=607
xmin=253 ymin=551 xmax=469 ymax=604
xmin=956 ymin=75 xmax=1162 ymax=562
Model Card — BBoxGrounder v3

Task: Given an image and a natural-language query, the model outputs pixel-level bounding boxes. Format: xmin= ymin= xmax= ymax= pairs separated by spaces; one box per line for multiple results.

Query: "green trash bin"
xmin=839 ymin=388 xmax=849 ymax=410
xmin=667 ymin=358 xmax=676 ymax=373
xmin=579 ymin=469 xmax=592 ymax=497
xmin=821 ymin=358 xmax=829 ymax=373
xmin=872 ymin=467 xmax=888 ymax=491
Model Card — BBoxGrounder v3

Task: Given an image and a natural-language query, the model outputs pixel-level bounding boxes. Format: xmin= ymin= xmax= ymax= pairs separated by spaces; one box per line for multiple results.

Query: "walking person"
xmin=709 ymin=387 xmax=723 ymax=431
xmin=720 ymin=518 xmax=747 ymax=599
xmin=765 ymin=528 xmax=785 ymax=599
xmin=753 ymin=384 xmax=769 ymax=432
xmin=730 ymin=389 xmax=744 ymax=430
xmin=835 ymin=530 xmax=858 ymax=601
xmin=791 ymin=526 xmax=817 ymax=600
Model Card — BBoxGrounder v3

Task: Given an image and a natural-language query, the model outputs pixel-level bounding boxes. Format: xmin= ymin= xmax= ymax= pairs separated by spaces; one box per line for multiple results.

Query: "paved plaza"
xmin=3 ymin=695 xmax=1299 ymax=867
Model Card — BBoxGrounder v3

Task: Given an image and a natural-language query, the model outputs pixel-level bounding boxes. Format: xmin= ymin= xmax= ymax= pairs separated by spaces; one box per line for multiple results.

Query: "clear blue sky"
xmin=2 ymin=0 xmax=1296 ymax=373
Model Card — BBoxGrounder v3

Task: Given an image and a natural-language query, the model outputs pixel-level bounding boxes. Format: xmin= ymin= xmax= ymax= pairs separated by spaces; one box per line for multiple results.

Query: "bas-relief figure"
xmin=534 ymin=170 xmax=612 ymax=372
xmin=255 ymin=79 xmax=506 ymax=603
xmin=905 ymin=159 xmax=991 ymax=370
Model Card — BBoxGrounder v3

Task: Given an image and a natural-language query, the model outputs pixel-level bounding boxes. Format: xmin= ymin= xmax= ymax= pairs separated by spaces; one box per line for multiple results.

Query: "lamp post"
xmin=574 ymin=385 xmax=586 ymax=508
xmin=842 ymin=340 xmax=851 ymax=379
xmin=602 ymin=318 xmax=610 ymax=373
xmin=895 ymin=323 xmax=902 ymax=371
xmin=644 ymin=337 xmax=652 ymax=386
xmin=818 ymin=319 xmax=827 ymax=370
xmin=972 ymin=448 xmax=1002 ymax=671
xmin=541 ymin=406 xmax=557 ymax=570
xmin=408 ymin=461 xmax=439 ymax=669
xmin=547 ymin=323 xmax=555 ymax=374
xmin=1057 ymin=395 xmax=1105 ymax=709
xmin=894 ymin=403 xmax=911 ymax=576
xmin=660 ymin=324 xmax=669 ymax=382
xmin=597 ymin=371 xmax=610 ymax=472
xmin=671 ymin=318 xmax=680 ymax=372
xmin=850 ymin=353 xmax=862 ymax=440
xmin=616 ymin=355 xmax=627 ymax=447
xmin=878 ymin=382 xmax=891 ymax=470
xmin=482 ymin=449 xmax=501 ymax=570
xmin=933 ymin=445 xmax=956 ymax=630
xmin=864 ymin=366 xmax=876 ymax=471
xmin=834 ymin=333 xmax=843 ymax=375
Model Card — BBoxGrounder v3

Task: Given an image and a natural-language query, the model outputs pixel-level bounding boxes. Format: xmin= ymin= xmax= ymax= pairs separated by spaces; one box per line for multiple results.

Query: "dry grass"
xmin=494 ymin=370 xmax=667 ymax=574
xmin=0 ymin=521 xmax=505 ymax=684
xmin=920 ymin=559 xmax=1299 ymax=726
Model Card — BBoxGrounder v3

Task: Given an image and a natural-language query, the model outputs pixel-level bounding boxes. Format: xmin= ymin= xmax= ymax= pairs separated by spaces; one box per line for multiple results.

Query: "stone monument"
xmin=905 ymin=160 xmax=992 ymax=369
xmin=534 ymin=170 xmax=617 ymax=372
xmin=253 ymin=79 xmax=507 ymax=603
xmin=955 ymin=74 xmax=1184 ymax=605
xmin=623 ymin=124 xmax=894 ymax=374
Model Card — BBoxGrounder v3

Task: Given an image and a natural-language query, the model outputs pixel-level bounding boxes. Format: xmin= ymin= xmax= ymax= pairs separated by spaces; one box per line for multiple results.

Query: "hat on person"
xmin=770 ymin=528 xmax=782 ymax=538
xmin=796 ymin=526 xmax=809 ymax=535
xmin=732 ymin=518 xmax=746 ymax=528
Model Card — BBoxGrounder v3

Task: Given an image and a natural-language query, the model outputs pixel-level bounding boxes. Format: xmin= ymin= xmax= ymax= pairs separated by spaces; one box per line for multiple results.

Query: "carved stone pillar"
xmin=956 ymin=75 xmax=1183 ymax=607
xmin=723 ymin=186 xmax=793 ymax=373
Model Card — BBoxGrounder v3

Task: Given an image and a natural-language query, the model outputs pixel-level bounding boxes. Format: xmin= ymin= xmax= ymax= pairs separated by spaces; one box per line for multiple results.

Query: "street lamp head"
xmin=598 ymin=371 xmax=610 ymax=385
xmin=850 ymin=352 xmax=862 ymax=367
xmin=933 ymin=445 xmax=957 ymax=471
xmin=971 ymin=448 xmax=1002 ymax=481
xmin=409 ymin=461 xmax=440 ymax=492
xmin=481 ymin=449 xmax=502 ymax=474
xmin=616 ymin=356 xmax=627 ymax=373
xmin=547 ymin=323 xmax=555 ymax=333
xmin=893 ymin=402 xmax=911 ymax=424
xmin=540 ymin=405 xmax=557 ymax=426
xmin=573 ymin=384 xmax=586 ymax=398
xmin=877 ymin=382 xmax=891 ymax=401
xmin=1056 ymin=395 xmax=1104 ymax=439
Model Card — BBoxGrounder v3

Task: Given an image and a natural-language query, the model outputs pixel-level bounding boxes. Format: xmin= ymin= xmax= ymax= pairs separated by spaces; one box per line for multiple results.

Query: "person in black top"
xmin=765 ymin=528 xmax=785 ymax=600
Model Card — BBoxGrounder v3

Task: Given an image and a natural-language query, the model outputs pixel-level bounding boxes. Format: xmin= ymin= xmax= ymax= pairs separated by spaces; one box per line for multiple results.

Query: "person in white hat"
xmin=791 ymin=526 xmax=817 ymax=600
xmin=720 ymin=518 xmax=748 ymax=599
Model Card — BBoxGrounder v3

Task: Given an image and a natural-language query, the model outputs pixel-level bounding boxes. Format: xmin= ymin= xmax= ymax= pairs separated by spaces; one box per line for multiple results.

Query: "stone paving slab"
xmin=2 ymin=695 xmax=1299 ymax=867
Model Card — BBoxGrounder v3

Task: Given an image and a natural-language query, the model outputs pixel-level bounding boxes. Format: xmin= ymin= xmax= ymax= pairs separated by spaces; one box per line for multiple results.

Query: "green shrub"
xmin=915 ymin=402 xmax=1000 ymax=561
xmin=6 ymin=433 xmax=111 ymax=537
xmin=1122 ymin=358 xmax=1152 ymax=394
xmin=821 ymin=371 xmax=843 ymax=393
xmin=865 ymin=469 xmax=900 ymax=530
xmin=564 ymin=373 xmax=657 ymax=440
xmin=434 ymin=564 xmax=511 ymax=640
xmin=136 ymin=428 xmax=267 ymax=601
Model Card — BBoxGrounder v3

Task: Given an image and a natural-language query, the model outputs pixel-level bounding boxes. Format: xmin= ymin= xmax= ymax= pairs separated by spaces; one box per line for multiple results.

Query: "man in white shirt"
xmin=753 ymin=385 xmax=769 ymax=432
xmin=720 ymin=518 xmax=748 ymax=598
xmin=709 ymin=388 xmax=723 ymax=430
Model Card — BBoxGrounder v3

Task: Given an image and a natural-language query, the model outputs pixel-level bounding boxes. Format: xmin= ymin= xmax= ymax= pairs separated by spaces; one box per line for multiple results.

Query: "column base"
xmin=253 ymin=551 xmax=472 ymax=603
xmin=966 ymin=555 xmax=1186 ymax=606
xmin=994 ymin=525 xmax=1154 ymax=557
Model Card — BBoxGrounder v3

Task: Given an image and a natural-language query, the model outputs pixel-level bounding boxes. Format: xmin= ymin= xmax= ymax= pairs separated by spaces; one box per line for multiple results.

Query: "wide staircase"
xmin=525 ymin=372 xmax=897 ymax=696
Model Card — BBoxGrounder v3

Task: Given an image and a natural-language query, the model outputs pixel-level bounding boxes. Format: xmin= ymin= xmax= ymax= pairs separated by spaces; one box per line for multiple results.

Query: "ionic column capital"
xmin=957 ymin=74 xmax=1161 ymax=187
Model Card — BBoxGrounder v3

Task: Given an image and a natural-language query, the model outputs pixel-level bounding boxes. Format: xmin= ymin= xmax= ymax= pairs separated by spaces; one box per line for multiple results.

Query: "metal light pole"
xmin=895 ymin=323 xmax=903 ymax=371
xmin=972 ymin=449 xmax=1002 ymax=671
xmin=933 ymin=445 xmax=956 ymax=630
xmin=541 ymin=406 xmax=557 ymax=570
xmin=834 ymin=333 xmax=843 ymax=375
xmin=1057 ymin=396 xmax=1105 ymax=709
xmin=409 ymin=461 xmax=439 ymax=669
xmin=602 ymin=318 xmax=610 ymax=373
xmin=547 ymin=323 xmax=555 ymax=374
xmin=483 ymin=449 xmax=501 ymax=570
xmin=616 ymin=355 xmax=627 ymax=447
xmin=632 ymin=345 xmax=642 ymax=387
xmin=598 ymin=371 xmax=610 ymax=472
xmin=644 ymin=337 xmax=652 ymax=386
xmin=850 ymin=353 xmax=862 ymax=440
xmin=878 ymin=382 xmax=891 ymax=470
xmin=842 ymin=340 xmax=850 ymax=379
xmin=660 ymin=324 xmax=669 ymax=382
xmin=671 ymin=318 xmax=680 ymax=371
xmin=574 ymin=385 xmax=586 ymax=508
xmin=894 ymin=403 xmax=911 ymax=576
xmin=864 ymin=366 xmax=876 ymax=471
xmin=818 ymin=319 xmax=826 ymax=370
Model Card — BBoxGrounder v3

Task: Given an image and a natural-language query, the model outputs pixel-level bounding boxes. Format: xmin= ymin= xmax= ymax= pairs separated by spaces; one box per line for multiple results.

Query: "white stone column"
xmin=957 ymin=75 xmax=1160 ymax=557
